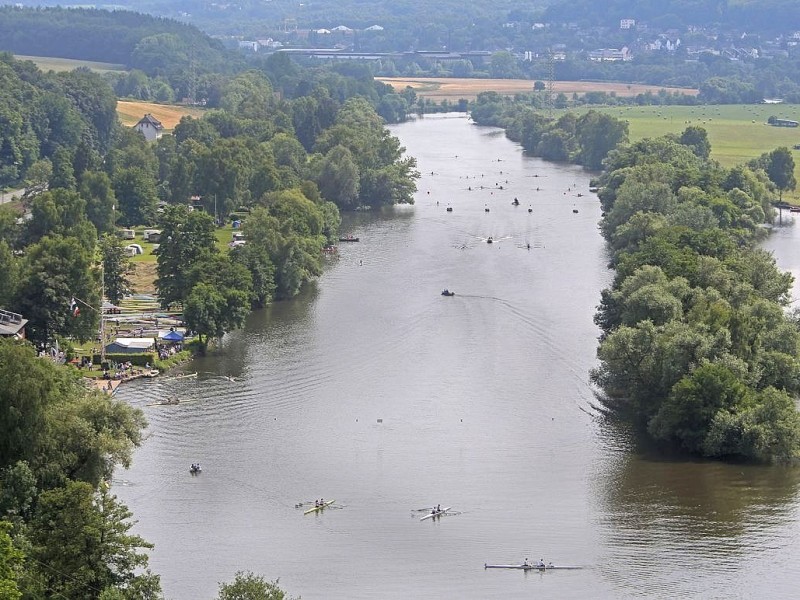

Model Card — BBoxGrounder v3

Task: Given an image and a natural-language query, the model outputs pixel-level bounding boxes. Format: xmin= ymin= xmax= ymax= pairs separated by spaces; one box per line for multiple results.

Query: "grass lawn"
xmin=577 ymin=104 xmax=800 ymax=202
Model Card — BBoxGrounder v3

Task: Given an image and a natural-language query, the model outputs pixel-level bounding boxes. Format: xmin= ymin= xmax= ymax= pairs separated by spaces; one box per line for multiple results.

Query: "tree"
xmin=15 ymin=234 xmax=99 ymax=345
xmin=155 ymin=206 xmax=217 ymax=308
xmin=489 ymin=51 xmax=520 ymax=78
xmin=678 ymin=126 xmax=711 ymax=160
xmin=0 ymin=521 xmax=23 ymax=600
xmin=766 ymin=146 xmax=796 ymax=200
xmin=649 ymin=362 xmax=750 ymax=454
xmin=113 ymin=167 xmax=158 ymax=226
xmin=80 ymin=171 xmax=118 ymax=234
xmin=183 ymin=280 xmax=251 ymax=351
xmin=575 ymin=111 xmax=629 ymax=170
xmin=0 ymin=241 xmax=18 ymax=308
xmin=28 ymin=482 xmax=161 ymax=599
xmin=100 ymin=234 xmax=133 ymax=305
xmin=217 ymin=571 xmax=295 ymax=600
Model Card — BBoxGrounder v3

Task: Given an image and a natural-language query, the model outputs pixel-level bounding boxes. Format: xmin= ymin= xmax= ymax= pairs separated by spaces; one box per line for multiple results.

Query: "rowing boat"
xmin=420 ymin=506 xmax=451 ymax=521
xmin=304 ymin=499 xmax=335 ymax=514
xmin=485 ymin=563 xmax=582 ymax=570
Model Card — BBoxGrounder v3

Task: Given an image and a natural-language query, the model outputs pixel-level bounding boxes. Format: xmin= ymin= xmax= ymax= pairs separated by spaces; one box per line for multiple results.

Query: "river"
xmin=114 ymin=114 xmax=800 ymax=599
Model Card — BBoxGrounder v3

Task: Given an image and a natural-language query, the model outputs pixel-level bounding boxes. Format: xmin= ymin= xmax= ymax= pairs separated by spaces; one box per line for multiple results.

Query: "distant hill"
xmin=0 ymin=7 xmax=237 ymax=76
xmin=543 ymin=0 xmax=800 ymax=31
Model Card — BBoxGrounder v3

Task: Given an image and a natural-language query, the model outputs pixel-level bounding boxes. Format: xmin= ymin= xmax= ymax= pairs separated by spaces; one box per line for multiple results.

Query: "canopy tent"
xmin=160 ymin=330 xmax=184 ymax=341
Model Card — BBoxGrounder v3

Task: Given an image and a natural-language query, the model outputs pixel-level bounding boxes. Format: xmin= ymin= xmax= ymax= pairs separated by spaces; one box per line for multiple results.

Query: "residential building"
xmin=134 ymin=114 xmax=164 ymax=142
xmin=0 ymin=309 xmax=27 ymax=339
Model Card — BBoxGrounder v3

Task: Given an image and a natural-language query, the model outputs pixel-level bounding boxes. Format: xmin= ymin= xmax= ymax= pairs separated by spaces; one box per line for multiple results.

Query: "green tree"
xmin=183 ymin=279 xmax=251 ymax=351
xmin=489 ymin=51 xmax=520 ymax=78
xmin=100 ymin=234 xmax=133 ymax=305
xmin=16 ymin=235 xmax=99 ymax=344
xmin=217 ymin=571 xmax=295 ymax=600
xmin=575 ymin=111 xmax=629 ymax=170
xmin=113 ymin=167 xmax=158 ymax=226
xmin=155 ymin=206 xmax=217 ymax=308
xmin=28 ymin=482 xmax=161 ymax=599
xmin=315 ymin=146 xmax=360 ymax=209
xmin=649 ymin=362 xmax=750 ymax=454
xmin=678 ymin=126 xmax=712 ymax=160
xmin=0 ymin=241 xmax=18 ymax=308
xmin=49 ymin=146 xmax=77 ymax=191
xmin=766 ymin=146 xmax=796 ymax=200
xmin=0 ymin=521 xmax=22 ymax=600
xmin=80 ymin=171 xmax=118 ymax=234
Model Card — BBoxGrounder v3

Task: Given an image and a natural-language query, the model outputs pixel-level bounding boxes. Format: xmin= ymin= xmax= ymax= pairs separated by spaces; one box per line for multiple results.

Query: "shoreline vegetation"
xmin=0 ymin=48 xmax=419 ymax=597
xmin=472 ymin=98 xmax=800 ymax=462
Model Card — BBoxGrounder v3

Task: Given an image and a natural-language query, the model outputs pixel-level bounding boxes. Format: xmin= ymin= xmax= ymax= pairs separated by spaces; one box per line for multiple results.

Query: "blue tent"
xmin=160 ymin=330 xmax=184 ymax=342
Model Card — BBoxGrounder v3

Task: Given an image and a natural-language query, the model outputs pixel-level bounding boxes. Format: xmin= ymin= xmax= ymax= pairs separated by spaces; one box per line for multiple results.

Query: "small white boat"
xmin=175 ymin=372 xmax=197 ymax=379
xmin=304 ymin=499 xmax=335 ymax=515
xmin=420 ymin=506 xmax=451 ymax=521
xmin=484 ymin=563 xmax=582 ymax=571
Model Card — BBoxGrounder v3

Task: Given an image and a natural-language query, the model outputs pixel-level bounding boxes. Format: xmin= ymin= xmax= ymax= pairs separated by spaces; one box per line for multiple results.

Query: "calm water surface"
xmin=115 ymin=114 xmax=800 ymax=599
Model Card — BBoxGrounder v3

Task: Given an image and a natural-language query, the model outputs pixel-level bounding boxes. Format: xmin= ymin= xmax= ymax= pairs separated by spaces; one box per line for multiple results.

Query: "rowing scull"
xmin=484 ymin=563 xmax=582 ymax=570
xmin=420 ymin=506 xmax=451 ymax=521
xmin=304 ymin=499 xmax=335 ymax=514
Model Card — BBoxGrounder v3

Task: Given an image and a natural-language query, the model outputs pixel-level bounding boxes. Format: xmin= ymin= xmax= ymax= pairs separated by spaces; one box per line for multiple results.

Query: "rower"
xmin=537 ymin=559 xmax=545 ymax=568
xmin=437 ymin=504 xmax=441 ymax=512
xmin=315 ymin=500 xmax=320 ymax=507
xmin=523 ymin=558 xmax=529 ymax=567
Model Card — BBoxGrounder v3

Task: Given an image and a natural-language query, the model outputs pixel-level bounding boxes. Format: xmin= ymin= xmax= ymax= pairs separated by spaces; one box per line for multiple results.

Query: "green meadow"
xmin=588 ymin=104 xmax=800 ymax=200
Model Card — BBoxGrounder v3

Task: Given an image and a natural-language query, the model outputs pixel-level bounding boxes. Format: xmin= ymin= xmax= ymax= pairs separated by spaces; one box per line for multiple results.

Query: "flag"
xmin=70 ymin=297 xmax=80 ymax=317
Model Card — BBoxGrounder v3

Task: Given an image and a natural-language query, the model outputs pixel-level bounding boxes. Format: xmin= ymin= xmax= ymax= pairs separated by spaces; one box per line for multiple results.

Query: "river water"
xmin=115 ymin=114 xmax=800 ymax=599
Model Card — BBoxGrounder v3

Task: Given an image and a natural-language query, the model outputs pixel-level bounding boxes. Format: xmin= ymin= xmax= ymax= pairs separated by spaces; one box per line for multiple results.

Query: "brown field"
xmin=15 ymin=54 xmax=126 ymax=74
xmin=376 ymin=77 xmax=699 ymax=102
xmin=117 ymin=101 xmax=205 ymax=130
xmin=130 ymin=262 xmax=157 ymax=295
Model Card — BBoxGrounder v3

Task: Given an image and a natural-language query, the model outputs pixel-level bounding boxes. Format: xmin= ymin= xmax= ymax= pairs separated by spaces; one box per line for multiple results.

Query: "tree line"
xmin=470 ymin=92 xmax=630 ymax=170
xmin=593 ymin=132 xmax=800 ymax=461
xmin=0 ymin=44 xmax=417 ymax=596
xmin=469 ymin=90 xmax=800 ymax=461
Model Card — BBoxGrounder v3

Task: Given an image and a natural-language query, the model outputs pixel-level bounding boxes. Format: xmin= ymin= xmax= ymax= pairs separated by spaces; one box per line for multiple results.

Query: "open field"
xmin=117 ymin=100 xmax=205 ymax=129
xmin=583 ymin=104 xmax=800 ymax=201
xmin=377 ymin=77 xmax=698 ymax=101
xmin=14 ymin=54 xmax=126 ymax=73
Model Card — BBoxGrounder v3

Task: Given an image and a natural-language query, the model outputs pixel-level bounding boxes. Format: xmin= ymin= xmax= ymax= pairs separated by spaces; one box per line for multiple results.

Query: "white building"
xmin=620 ymin=19 xmax=636 ymax=30
xmin=134 ymin=114 xmax=164 ymax=142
